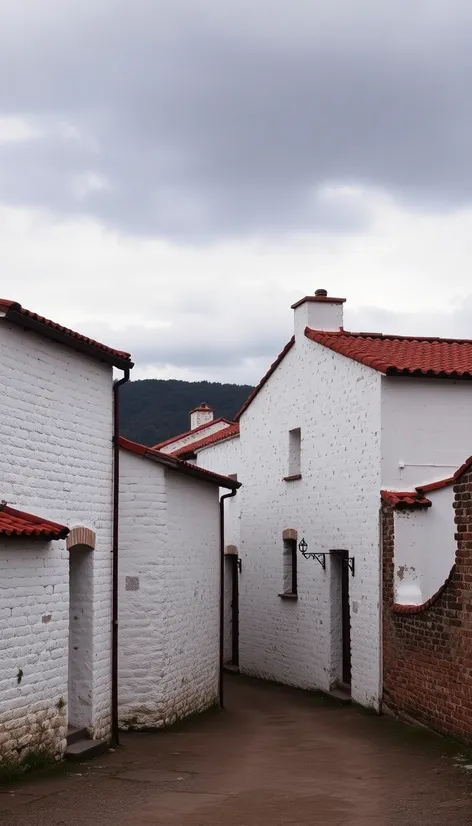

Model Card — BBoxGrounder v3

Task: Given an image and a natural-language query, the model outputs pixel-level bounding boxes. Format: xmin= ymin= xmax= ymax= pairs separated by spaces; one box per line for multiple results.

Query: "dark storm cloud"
xmin=1 ymin=0 xmax=472 ymax=238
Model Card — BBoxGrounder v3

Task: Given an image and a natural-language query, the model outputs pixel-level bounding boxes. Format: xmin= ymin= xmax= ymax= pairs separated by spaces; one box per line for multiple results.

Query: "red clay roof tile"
xmin=381 ymin=490 xmax=432 ymax=509
xmin=416 ymin=455 xmax=472 ymax=493
xmin=0 ymin=504 xmax=69 ymax=539
xmin=305 ymin=328 xmax=472 ymax=377
xmin=0 ymin=299 xmax=133 ymax=369
xmin=119 ymin=436 xmax=240 ymax=490
xmin=153 ymin=418 xmax=234 ymax=450
xmin=170 ymin=423 xmax=240 ymax=457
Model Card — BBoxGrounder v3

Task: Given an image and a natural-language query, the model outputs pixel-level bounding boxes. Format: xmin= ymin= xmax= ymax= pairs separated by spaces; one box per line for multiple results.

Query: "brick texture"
xmin=118 ymin=450 xmax=220 ymax=729
xmin=382 ymin=466 xmax=472 ymax=741
xmin=0 ymin=322 xmax=114 ymax=764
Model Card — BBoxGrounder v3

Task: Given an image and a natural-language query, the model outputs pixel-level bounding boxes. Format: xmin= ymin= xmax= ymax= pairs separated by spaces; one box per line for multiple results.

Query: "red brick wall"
xmin=382 ymin=466 xmax=472 ymax=742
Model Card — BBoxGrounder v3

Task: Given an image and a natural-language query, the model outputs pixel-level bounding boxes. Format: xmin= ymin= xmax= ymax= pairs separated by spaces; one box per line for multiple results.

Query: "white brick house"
xmin=0 ymin=299 xmax=132 ymax=767
xmin=118 ymin=437 xmax=240 ymax=729
xmin=154 ymin=403 xmax=237 ymax=457
xmin=188 ymin=290 xmax=472 ymax=710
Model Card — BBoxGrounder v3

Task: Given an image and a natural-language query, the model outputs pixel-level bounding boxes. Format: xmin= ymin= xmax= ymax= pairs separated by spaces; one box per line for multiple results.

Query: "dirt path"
xmin=1 ymin=675 xmax=472 ymax=825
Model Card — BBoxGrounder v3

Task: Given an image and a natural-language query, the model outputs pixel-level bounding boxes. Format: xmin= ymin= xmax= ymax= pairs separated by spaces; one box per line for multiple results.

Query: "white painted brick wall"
xmin=0 ymin=322 xmax=114 ymax=763
xmin=118 ymin=451 xmax=220 ymax=728
xmin=0 ymin=538 xmax=68 ymax=763
xmin=228 ymin=337 xmax=382 ymax=708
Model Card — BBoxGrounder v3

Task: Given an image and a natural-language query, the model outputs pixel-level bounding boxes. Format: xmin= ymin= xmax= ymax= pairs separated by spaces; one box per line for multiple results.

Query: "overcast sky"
xmin=2 ymin=0 xmax=472 ymax=384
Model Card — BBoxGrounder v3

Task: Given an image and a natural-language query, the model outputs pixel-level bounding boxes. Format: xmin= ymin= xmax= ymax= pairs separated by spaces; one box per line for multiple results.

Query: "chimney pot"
xmin=291 ymin=290 xmax=346 ymax=336
xmin=190 ymin=402 xmax=214 ymax=430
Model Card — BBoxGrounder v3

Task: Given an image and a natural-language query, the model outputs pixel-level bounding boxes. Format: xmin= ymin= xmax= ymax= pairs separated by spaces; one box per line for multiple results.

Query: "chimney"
xmin=292 ymin=288 xmax=345 ymax=339
xmin=190 ymin=402 xmax=214 ymax=430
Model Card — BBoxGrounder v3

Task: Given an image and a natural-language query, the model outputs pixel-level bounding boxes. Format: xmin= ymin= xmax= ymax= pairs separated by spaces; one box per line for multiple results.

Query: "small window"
xmin=288 ymin=428 xmax=301 ymax=477
xmin=283 ymin=537 xmax=298 ymax=597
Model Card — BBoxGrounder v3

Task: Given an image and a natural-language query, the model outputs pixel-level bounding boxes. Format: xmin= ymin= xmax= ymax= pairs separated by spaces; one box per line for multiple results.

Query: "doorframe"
xmin=231 ymin=555 xmax=239 ymax=667
xmin=330 ymin=549 xmax=352 ymax=688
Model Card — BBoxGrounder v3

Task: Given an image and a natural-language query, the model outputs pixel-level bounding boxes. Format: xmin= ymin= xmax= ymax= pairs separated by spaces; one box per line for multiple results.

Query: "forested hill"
xmin=119 ymin=379 xmax=254 ymax=447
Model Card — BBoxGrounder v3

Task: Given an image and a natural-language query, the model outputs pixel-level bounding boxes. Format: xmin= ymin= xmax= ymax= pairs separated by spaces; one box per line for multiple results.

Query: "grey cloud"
xmin=81 ymin=293 xmax=472 ymax=384
xmin=1 ymin=0 xmax=472 ymax=238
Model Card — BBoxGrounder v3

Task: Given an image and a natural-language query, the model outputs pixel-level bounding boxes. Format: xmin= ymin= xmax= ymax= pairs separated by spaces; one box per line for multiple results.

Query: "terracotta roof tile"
xmin=416 ymin=455 xmax=472 ymax=493
xmin=171 ymin=423 xmax=240 ymax=457
xmin=0 ymin=504 xmax=69 ymax=539
xmin=305 ymin=328 xmax=472 ymax=377
xmin=381 ymin=490 xmax=432 ymax=509
xmin=0 ymin=300 xmax=133 ymax=369
xmin=153 ymin=418 xmax=233 ymax=450
xmin=119 ymin=437 xmax=241 ymax=490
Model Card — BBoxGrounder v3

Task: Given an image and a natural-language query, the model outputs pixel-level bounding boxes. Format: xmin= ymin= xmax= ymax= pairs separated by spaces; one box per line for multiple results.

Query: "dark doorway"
xmin=330 ymin=550 xmax=351 ymax=688
xmin=224 ymin=553 xmax=239 ymax=669
xmin=230 ymin=556 xmax=239 ymax=668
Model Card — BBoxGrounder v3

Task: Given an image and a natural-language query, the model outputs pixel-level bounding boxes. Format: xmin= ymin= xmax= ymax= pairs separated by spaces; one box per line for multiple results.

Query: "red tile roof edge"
xmin=305 ymin=327 xmax=472 ymax=377
xmin=0 ymin=504 xmax=69 ymax=539
xmin=153 ymin=417 xmax=234 ymax=450
xmin=119 ymin=436 xmax=241 ymax=490
xmin=416 ymin=456 xmax=472 ymax=494
xmin=0 ymin=299 xmax=133 ymax=369
xmin=291 ymin=295 xmax=346 ymax=309
xmin=380 ymin=490 xmax=432 ymax=509
xmin=235 ymin=336 xmax=295 ymax=421
xmin=392 ymin=566 xmax=455 ymax=615
xmin=171 ymin=423 xmax=240 ymax=457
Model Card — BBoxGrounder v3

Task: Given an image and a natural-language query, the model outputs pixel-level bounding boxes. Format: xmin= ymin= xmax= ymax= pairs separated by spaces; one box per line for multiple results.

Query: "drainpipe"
xmin=111 ymin=368 xmax=130 ymax=746
xmin=219 ymin=489 xmax=237 ymax=710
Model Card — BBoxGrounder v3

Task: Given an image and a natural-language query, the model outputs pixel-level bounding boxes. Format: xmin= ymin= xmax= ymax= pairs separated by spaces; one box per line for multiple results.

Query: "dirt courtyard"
xmin=1 ymin=674 xmax=472 ymax=825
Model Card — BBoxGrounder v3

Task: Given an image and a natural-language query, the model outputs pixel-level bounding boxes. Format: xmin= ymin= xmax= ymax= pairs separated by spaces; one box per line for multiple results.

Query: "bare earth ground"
xmin=1 ymin=674 xmax=472 ymax=825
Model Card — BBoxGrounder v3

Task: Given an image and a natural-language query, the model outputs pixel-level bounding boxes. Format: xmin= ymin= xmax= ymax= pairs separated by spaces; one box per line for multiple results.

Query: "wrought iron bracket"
xmin=299 ymin=542 xmax=355 ymax=576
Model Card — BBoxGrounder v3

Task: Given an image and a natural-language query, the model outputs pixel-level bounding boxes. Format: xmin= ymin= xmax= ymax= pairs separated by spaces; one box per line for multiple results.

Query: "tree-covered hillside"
xmin=119 ymin=379 xmax=253 ymax=447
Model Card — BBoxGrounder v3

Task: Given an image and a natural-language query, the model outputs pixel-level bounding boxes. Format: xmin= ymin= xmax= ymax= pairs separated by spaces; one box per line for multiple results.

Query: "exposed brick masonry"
xmin=382 ymin=465 xmax=472 ymax=742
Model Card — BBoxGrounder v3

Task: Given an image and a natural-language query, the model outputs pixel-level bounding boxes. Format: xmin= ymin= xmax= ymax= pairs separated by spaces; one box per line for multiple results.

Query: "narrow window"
xmin=283 ymin=537 xmax=298 ymax=596
xmin=288 ymin=428 xmax=301 ymax=477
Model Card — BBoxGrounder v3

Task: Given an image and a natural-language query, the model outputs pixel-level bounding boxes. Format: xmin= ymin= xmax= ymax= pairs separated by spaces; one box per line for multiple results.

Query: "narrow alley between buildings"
xmin=1 ymin=675 xmax=472 ymax=826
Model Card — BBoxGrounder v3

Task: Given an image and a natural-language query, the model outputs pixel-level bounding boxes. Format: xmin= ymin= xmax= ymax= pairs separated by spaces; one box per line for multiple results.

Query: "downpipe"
xmin=111 ymin=368 xmax=130 ymax=746
xmin=219 ymin=489 xmax=237 ymax=709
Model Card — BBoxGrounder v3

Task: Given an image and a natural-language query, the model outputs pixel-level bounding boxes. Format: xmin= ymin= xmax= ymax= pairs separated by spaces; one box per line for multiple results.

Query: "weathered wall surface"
xmin=238 ymin=336 xmax=382 ymax=708
xmin=394 ymin=485 xmax=455 ymax=605
xmin=0 ymin=538 xmax=68 ymax=764
xmin=119 ymin=451 xmax=220 ymax=728
xmin=382 ymin=465 xmax=472 ymax=741
xmin=0 ymin=322 xmax=114 ymax=764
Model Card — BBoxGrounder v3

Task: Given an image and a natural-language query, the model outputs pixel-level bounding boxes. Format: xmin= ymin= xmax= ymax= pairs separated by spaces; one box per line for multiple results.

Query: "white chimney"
xmin=292 ymin=288 xmax=345 ymax=339
xmin=190 ymin=402 xmax=214 ymax=430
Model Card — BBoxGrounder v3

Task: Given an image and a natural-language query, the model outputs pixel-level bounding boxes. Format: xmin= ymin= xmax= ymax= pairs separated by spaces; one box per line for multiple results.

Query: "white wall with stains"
xmin=394 ymin=485 xmax=456 ymax=605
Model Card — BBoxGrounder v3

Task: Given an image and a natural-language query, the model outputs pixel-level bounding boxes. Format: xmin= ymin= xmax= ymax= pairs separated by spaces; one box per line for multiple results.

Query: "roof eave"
xmin=4 ymin=308 xmax=134 ymax=370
